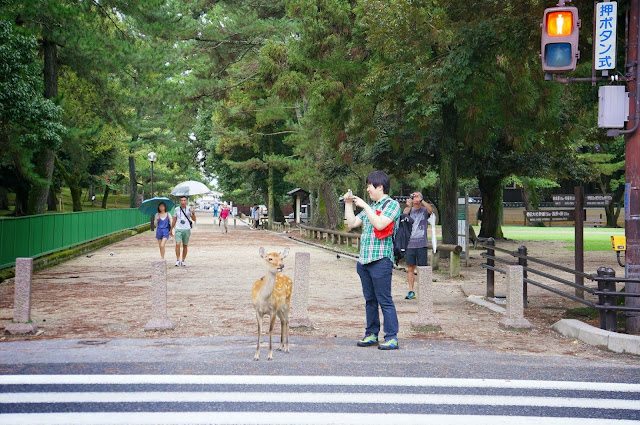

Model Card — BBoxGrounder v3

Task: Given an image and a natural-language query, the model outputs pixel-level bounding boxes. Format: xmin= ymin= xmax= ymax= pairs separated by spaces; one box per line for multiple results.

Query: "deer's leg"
xmin=254 ymin=312 xmax=262 ymax=361
xmin=268 ymin=313 xmax=277 ymax=360
xmin=284 ymin=310 xmax=290 ymax=353
xmin=277 ymin=311 xmax=285 ymax=351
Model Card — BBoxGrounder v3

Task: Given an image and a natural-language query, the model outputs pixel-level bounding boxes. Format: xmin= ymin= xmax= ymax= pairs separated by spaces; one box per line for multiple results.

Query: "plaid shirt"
xmin=357 ymin=196 xmax=401 ymax=264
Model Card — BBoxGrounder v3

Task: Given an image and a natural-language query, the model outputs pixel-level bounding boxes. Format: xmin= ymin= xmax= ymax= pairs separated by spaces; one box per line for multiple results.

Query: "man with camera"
xmin=344 ymin=171 xmax=402 ymax=350
xmin=403 ymin=192 xmax=434 ymax=300
xmin=172 ymin=196 xmax=196 ymax=267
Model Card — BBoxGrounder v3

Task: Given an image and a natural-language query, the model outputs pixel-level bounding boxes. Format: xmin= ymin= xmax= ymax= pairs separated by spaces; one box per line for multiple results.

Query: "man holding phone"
xmin=344 ymin=171 xmax=402 ymax=350
xmin=172 ymin=196 xmax=196 ymax=267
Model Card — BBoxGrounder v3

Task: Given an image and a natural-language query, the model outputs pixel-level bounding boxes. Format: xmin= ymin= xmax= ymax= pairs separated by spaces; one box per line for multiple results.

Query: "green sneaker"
xmin=356 ymin=333 xmax=378 ymax=347
xmin=405 ymin=291 xmax=416 ymax=300
xmin=378 ymin=338 xmax=399 ymax=350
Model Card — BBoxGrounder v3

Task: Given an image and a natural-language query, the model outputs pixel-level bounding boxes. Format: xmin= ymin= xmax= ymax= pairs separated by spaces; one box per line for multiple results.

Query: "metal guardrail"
xmin=479 ymin=237 xmax=640 ymax=332
xmin=0 ymin=209 xmax=148 ymax=269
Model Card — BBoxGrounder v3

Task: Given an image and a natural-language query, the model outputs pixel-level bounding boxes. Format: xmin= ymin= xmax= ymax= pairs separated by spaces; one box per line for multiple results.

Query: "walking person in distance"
xmin=154 ymin=202 xmax=173 ymax=260
xmin=172 ymin=196 xmax=196 ymax=267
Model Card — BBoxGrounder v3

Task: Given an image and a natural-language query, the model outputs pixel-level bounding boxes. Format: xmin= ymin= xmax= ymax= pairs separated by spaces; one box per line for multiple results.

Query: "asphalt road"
xmin=1 ymin=336 xmax=639 ymax=424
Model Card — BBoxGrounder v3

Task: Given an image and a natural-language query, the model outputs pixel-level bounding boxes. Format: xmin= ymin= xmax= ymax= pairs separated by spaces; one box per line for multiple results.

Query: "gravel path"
xmin=0 ymin=215 xmax=634 ymax=363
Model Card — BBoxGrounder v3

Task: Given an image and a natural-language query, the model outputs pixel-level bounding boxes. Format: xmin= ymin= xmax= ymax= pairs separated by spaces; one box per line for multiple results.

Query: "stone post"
xmin=499 ymin=265 xmax=531 ymax=329
xmin=431 ymin=250 xmax=440 ymax=271
xmin=290 ymin=252 xmax=313 ymax=328
xmin=449 ymin=252 xmax=460 ymax=277
xmin=5 ymin=258 xmax=38 ymax=334
xmin=144 ymin=260 xmax=174 ymax=331
xmin=410 ymin=266 xmax=440 ymax=328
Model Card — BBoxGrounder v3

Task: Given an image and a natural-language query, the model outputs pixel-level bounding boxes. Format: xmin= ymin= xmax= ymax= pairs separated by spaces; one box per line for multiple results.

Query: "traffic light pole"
xmin=625 ymin=0 xmax=640 ymax=333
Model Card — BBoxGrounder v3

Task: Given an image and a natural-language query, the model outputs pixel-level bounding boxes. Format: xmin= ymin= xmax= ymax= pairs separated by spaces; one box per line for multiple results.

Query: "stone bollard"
xmin=5 ymin=258 xmax=38 ymax=334
xmin=144 ymin=260 xmax=174 ymax=331
xmin=449 ymin=252 xmax=461 ymax=277
xmin=290 ymin=252 xmax=313 ymax=328
xmin=499 ymin=265 xmax=531 ymax=329
xmin=430 ymin=250 xmax=440 ymax=271
xmin=410 ymin=266 xmax=440 ymax=328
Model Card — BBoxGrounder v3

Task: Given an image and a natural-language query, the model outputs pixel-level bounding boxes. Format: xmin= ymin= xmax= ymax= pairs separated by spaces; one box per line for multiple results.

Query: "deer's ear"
xmin=280 ymin=248 xmax=290 ymax=259
xmin=259 ymin=247 xmax=265 ymax=258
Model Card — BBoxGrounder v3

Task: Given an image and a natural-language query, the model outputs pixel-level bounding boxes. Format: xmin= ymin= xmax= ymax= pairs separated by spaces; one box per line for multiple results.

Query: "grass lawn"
xmin=481 ymin=225 xmax=625 ymax=251
xmin=0 ymin=188 xmax=133 ymax=217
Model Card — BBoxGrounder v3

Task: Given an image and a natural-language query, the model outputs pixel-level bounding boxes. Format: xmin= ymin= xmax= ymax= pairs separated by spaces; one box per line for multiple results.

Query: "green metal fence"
xmin=0 ymin=209 xmax=148 ymax=269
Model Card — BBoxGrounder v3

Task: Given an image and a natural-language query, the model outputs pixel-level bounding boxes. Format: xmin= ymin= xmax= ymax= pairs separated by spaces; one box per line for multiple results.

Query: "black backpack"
xmin=393 ymin=213 xmax=414 ymax=265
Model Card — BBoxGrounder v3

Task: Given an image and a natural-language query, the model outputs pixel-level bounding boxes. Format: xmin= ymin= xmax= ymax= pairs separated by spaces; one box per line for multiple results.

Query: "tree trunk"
xmin=0 ymin=187 xmax=9 ymax=210
xmin=521 ymin=178 xmax=539 ymax=211
xmin=319 ymin=181 xmax=340 ymax=229
xmin=28 ymin=37 xmax=58 ymax=215
xmin=267 ymin=165 xmax=274 ymax=228
xmin=13 ymin=180 xmax=30 ymax=216
xmin=478 ymin=173 xmax=504 ymax=239
xmin=47 ymin=187 xmax=57 ymax=211
xmin=28 ymin=149 xmax=56 ymax=215
xmin=439 ymin=102 xmax=458 ymax=245
xmin=101 ymin=185 xmax=110 ymax=209
xmin=604 ymin=186 xmax=624 ymax=227
xmin=129 ymin=149 xmax=137 ymax=208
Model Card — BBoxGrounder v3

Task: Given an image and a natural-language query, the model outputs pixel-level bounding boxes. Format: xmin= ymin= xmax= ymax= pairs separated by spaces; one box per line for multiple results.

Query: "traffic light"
xmin=541 ymin=6 xmax=580 ymax=73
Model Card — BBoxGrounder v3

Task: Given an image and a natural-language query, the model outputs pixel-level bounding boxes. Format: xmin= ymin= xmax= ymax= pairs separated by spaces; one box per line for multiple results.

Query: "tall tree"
xmin=0 ymin=19 xmax=64 ymax=216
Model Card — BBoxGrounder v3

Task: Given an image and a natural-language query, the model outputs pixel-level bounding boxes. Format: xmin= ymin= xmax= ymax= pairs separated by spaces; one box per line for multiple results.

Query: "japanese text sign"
xmin=595 ymin=2 xmax=617 ymax=70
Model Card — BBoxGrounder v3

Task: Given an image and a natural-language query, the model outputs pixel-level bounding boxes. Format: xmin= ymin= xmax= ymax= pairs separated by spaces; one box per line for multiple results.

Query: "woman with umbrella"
xmin=154 ymin=202 xmax=173 ymax=259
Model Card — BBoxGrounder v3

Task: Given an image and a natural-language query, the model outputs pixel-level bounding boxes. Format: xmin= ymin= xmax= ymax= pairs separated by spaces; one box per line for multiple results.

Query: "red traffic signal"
xmin=541 ymin=6 xmax=580 ymax=73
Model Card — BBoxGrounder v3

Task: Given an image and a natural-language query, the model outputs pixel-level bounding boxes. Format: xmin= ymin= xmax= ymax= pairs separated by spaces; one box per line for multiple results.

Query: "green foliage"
xmin=0 ymin=19 xmax=64 ymax=213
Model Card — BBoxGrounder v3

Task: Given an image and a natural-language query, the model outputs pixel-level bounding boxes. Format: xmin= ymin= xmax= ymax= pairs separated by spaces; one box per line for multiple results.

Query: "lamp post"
xmin=148 ymin=151 xmax=157 ymax=230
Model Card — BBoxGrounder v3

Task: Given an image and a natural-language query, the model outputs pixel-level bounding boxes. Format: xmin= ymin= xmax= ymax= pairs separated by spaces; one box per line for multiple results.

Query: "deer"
xmin=251 ymin=247 xmax=293 ymax=361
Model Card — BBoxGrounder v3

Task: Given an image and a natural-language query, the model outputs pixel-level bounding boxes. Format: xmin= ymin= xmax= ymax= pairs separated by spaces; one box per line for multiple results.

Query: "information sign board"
xmin=595 ymin=2 xmax=617 ymax=70
xmin=526 ymin=210 xmax=575 ymax=222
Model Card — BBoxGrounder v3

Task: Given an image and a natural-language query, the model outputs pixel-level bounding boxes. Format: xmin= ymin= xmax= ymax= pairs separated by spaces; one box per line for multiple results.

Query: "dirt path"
xmin=0 ymin=215 xmax=634 ymax=363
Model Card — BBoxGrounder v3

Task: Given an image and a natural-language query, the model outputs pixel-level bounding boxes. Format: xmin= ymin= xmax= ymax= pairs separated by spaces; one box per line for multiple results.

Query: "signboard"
xmin=552 ymin=194 xmax=613 ymax=207
xmin=595 ymin=2 xmax=617 ymax=71
xmin=552 ymin=194 xmax=576 ymax=207
xmin=625 ymin=183 xmax=630 ymax=221
xmin=526 ymin=210 xmax=575 ymax=222
xmin=585 ymin=194 xmax=613 ymax=207
xmin=457 ymin=197 xmax=467 ymax=254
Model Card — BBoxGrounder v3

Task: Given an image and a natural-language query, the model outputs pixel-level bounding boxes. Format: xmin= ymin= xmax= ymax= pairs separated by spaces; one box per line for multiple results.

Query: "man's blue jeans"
xmin=356 ymin=257 xmax=398 ymax=340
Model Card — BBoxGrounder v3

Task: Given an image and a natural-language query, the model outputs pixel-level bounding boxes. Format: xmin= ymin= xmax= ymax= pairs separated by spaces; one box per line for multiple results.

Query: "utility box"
xmin=611 ymin=235 xmax=626 ymax=251
xmin=598 ymin=86 xmax=628 ymax=128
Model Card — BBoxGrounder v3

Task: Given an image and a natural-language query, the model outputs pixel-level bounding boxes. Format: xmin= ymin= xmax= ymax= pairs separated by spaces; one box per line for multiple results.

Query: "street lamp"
xmin=147 ymin=151 xmax=157 ymax=198
xmin=148 ymin=151 xmax=157 ymax=230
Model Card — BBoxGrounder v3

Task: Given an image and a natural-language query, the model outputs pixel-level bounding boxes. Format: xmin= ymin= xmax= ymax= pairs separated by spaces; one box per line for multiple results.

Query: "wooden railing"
xmin=298 ymin=224 xmax=463 ymax=277
xmin=299 ymin=224 xmax=361 ymax=251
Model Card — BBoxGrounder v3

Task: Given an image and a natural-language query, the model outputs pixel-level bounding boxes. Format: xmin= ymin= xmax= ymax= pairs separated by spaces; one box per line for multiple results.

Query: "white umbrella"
xmin=428 ymin=213 xmax=437 ymax=253
xmin=170 ymin=181 xmax=211 ymax=197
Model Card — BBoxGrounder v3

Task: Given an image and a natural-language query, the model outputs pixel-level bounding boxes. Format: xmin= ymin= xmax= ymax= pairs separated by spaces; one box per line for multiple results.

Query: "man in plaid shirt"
xmin=344 ymin=171 xmax=402 ymax=350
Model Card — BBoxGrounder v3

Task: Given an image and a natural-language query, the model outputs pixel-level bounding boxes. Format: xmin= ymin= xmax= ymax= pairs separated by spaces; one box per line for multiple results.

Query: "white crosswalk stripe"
xmin=0 ymin=375 xmax=638 ymax=425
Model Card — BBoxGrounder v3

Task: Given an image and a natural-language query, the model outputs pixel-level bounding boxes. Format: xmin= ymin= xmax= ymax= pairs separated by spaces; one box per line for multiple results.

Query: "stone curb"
xmin=466 ymin=295 xmax=640 ymax=356
xmin=466 ymin=296 xmax=507 ymax=315
xmin=551 ymin=319 xmax=640 ymax=356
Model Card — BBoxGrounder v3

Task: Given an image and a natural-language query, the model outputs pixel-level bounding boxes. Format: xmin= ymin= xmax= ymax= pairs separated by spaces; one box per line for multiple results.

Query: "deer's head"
xmin=259 ymin=247 xmax=290 ymax=273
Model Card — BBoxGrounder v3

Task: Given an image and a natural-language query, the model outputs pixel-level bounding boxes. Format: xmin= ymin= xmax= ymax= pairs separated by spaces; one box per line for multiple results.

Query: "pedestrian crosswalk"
xmin=0 ymin=375 xmax=638 ymax=424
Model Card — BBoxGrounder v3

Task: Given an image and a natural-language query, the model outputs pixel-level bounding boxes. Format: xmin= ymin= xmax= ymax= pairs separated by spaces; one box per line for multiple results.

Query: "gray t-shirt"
xmin=407 ymin=206 xmax=429 ymax=249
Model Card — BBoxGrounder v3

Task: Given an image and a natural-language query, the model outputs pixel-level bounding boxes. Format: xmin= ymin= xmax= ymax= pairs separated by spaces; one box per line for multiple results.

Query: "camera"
xmin=409 ymin=194 xmax=415 ymax=199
